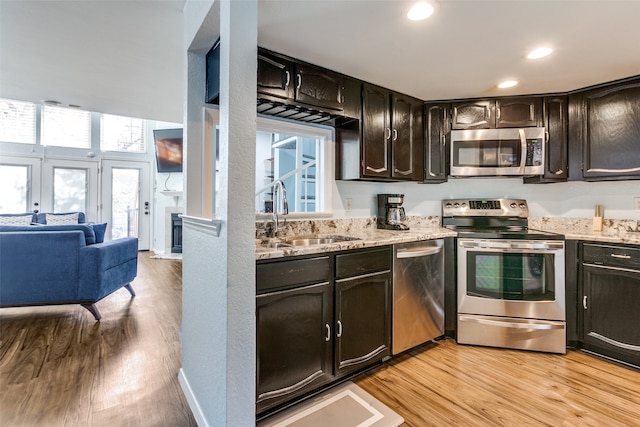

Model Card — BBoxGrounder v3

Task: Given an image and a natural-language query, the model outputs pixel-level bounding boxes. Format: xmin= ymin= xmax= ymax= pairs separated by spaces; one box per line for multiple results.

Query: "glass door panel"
xmin=0 ymin=164 xmax=29 ymax=213
xmin=101 ymin=160 xmax=150 ymax=250
xmin=53 ymin=167 xmax=87 ymax=213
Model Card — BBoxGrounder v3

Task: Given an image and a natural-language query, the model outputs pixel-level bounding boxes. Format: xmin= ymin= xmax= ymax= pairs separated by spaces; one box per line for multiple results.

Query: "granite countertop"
xmin=255 ymin=217 xmax=640 ymax=260
xmin=255 ymin=227 xmax=457 ymax=260
xmin=531 ymin=217 xmax=640 ymax=246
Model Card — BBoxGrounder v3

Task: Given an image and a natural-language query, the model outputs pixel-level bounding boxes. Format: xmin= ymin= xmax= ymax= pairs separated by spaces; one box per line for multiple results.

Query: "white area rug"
xmin=259 ymin=382 xmax=404 ymax=427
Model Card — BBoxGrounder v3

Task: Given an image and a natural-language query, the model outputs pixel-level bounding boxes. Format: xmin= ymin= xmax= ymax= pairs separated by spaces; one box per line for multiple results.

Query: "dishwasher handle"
xmin=396 ymin=246 xmax=442 ymax=259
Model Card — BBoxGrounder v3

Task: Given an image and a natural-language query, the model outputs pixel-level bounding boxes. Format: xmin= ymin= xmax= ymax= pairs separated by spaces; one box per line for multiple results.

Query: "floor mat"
xmin=258 ymin=381 xmax=404 ymax=427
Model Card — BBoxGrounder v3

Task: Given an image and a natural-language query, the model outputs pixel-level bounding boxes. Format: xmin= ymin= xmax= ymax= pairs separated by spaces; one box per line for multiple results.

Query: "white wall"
xmin=333 ymin=178 xmax=640 ymax=221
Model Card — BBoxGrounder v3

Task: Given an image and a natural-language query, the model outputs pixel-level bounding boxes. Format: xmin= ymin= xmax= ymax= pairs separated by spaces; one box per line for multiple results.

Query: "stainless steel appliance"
xmin=450 ymin=128 xmax=545 ymax=177
xmin=442 ymin=198 xmax=566 ymax=354
xmin=377 ymin=194 xmax=409 ymax=230
xmin=392 ymin=240 xmax=444 ymax=354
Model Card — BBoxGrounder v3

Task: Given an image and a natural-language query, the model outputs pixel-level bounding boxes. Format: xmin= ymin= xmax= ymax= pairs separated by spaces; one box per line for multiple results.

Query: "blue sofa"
xmin=0 ymin=214 xmax=138 ymax=320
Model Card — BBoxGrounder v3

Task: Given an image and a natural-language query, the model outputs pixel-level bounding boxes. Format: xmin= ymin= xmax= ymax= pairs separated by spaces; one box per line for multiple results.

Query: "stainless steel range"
xmin=442 ymin=198 xmax=566 ymax=354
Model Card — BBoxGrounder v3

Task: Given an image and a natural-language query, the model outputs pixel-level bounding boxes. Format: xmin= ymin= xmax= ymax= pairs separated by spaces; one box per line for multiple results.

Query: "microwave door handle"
xmin=518 ymin=128 xmax=527 ymax=174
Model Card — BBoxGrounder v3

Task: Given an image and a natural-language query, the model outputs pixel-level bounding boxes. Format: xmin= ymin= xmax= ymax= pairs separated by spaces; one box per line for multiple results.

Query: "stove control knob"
xmin=461 ymin=203 xmax=467 ymax=208
xmin=519 ymin=203 xmax=526 ymax=209
xmin=510 ymin=203 xmax=517 ymax=209
xmin=445 ymin=203 xmax=452 ymax=208
xmin=454 ymin=203 xmax=460 ymax=208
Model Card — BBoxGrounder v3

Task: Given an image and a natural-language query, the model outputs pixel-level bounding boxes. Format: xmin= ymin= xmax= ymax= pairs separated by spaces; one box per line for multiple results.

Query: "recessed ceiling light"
xmin=527 ymin=47 xmax=553 ymax=59
xmin=498 ymin=80 xmax=518 ymax=89
xmin=407 ymin=2 xmax=435 ymax=21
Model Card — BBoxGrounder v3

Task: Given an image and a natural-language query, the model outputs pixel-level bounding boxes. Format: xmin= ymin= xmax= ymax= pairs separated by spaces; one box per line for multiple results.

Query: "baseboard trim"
xmin=179 ymin=368 xmax=210 ymax=427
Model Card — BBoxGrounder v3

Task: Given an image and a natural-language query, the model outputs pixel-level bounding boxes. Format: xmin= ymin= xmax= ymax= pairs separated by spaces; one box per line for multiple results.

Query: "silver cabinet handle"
xmin=385 ymin=128 xmax=391 ymax=140
xmin=583 ymin=296 xmax=588 ymax=310
xmin=337 ymin=320 xmax=343 ymax=338
xmin=285 ymin=70 xmax=290 ymax=87
xmin=611 ymin=253 xmax=631 ymax=259
xmin=392 ymin=129 xmax=398 ymax=141
xmin=296 ymin=73 xmax=302 ymax=90
xmin=325 ymin=324 xmax=331 ymax=341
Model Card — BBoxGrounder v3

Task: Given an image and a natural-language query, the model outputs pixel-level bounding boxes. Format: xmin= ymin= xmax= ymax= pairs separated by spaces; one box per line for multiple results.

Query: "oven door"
xmin=457 ymin=238 xmax=565 ymax=321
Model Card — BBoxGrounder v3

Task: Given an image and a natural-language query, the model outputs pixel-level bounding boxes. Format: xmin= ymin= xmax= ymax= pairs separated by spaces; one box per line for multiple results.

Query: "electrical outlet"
xmin=345 ymin=198 xmax=352 ymax=212
xmin=635 ymin=197 xmax=640 ymax=211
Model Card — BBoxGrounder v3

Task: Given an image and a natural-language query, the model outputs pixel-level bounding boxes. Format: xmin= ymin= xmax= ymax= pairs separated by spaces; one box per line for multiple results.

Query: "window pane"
xmin=0 ymin=99 xmax=36 ymax=144
xmin=0 ymin=164 xmax=29 ymax=213
xmin=101 ymin=114 xmax=146 ymax=152
xmin=54 ymin=168 xmax=87 ymax=212
xmin=42 ymin=105 xmax=91 ymax=148
xmin=111 ymin=169 xmax=139 ymax=240
xmin=256 ymin=132 xmax=320 ymax=214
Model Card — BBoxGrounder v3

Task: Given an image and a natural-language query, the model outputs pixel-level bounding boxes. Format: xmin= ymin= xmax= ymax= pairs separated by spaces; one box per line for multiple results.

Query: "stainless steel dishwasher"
xmin=392 ymin=239 xmax=444 ymax=354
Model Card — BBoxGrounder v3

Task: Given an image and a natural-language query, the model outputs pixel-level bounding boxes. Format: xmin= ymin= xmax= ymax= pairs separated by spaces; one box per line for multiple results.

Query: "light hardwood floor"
xmin=2 ymin=253 xmax=640 ymax=426
xmin=0 ymin=252 xmax=196 ymax=427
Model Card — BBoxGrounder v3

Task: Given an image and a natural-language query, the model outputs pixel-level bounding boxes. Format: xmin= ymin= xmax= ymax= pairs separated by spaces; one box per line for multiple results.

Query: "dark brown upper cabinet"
xmin=257 ymin=50 xmax=294 ymax=100
xmin=495 ymin=97 xmax=543 ymax=128
xmin=451 ymin=97 xmax=542 ymax=129
xmin=524 ymin=96 xmax=568 ymax=183
xmin=423 ymin=103 xmax=450 ymax=183
xmin=256 ymin=49 xmax=345 ymax=113
xmin=569 ymin=77 xmax=640 ymax=181
xmin=295 ymin=63 xmax=344 ymax=112
xmin=451 ymin=100 xmax=494 ymax=129
xmin=359 ymin=84 xmax=423 ymax=181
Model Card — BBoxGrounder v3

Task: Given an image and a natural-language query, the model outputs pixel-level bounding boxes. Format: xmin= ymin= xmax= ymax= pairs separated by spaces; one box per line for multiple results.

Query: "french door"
xmin=0 ymin=155 xmax=151 ymax=250
xmin=101 ymin=160 xmax=151 ymax=250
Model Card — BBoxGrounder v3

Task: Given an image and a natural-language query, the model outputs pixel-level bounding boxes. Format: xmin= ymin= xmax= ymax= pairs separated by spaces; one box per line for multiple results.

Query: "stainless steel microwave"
xmin=450 ymin=127 xmax=545 ymax=177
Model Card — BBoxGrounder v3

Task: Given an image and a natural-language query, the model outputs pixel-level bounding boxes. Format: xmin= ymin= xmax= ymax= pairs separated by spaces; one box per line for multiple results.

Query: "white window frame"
xmin=255 ymin=115 xmax=334 ymax=219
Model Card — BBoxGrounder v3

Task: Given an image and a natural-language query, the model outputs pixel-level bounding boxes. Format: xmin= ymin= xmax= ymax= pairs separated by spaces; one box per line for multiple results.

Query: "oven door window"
xmin=467 ymin=251 xmax=555 ymax=301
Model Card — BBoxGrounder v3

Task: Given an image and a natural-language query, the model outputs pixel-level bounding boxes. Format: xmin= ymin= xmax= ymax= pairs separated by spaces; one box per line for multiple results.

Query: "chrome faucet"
xmin=272 ymin=179 xmax=289 ymax=237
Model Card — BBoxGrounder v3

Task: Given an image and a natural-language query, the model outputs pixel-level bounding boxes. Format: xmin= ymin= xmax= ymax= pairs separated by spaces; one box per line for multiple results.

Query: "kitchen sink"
xmin=284 ymin=235 xmax=360 ymax=246
xmin=259 ymin=242 xmax=292 ymax=249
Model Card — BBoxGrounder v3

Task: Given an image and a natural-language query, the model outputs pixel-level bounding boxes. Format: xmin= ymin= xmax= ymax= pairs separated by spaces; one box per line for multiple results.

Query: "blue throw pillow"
xmin=92 ymin=223 xmax=108 ymax=243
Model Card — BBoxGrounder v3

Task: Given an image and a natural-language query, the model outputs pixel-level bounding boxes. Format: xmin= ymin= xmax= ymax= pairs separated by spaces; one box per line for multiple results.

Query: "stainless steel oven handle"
xmin=461 ymin=240 xmax=563 ymax=251
xmin=396 ymin=247 xmax=442 ymax=258
xmin=510 ymin=242 xmax=564 ymax=250
xmin=459 ymin=315 xmax=564 ymax=330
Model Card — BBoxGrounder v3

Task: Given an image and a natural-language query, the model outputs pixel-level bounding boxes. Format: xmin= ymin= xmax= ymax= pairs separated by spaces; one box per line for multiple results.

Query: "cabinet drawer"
xmin=583 ymin=243 xmax=640 ymax=270
xmin=335 ymin=247 xmax=391 ymax=279
xmin=257 ymin=256 xmax=331 ymax=293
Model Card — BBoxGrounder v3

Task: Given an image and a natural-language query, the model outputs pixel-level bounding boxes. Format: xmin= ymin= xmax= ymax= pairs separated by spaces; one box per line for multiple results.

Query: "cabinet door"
xmin=579 ymin=79 xmax=640 ymax=179
xmin=391 ymin=94 xmax=423 ymax=180
xmin=424 ymin=103 xmax=449 ymax=183
xmin=334 ymin=271 xmax=391 ymax=377
xmin=582 ymin=264 xmax=640 ymax=367
xmin=256 ymin=282 xmax=334 ymax=413
xmin=495 ymin=97 xmax=543 ymax=128
xmin=257 ymin=51 xmax=294 ymax=100
xmin=451 ymin=100 xmax=494 ymax=129
xmin=361 ymin=84 xmax=391 ymax=178
xmin=295 ymin=64 xmax=344 ymax=112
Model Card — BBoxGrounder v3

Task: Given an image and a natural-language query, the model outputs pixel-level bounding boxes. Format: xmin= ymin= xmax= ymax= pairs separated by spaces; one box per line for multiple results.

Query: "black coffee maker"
xmin=377 ymin=194 xmax=409 ymax=230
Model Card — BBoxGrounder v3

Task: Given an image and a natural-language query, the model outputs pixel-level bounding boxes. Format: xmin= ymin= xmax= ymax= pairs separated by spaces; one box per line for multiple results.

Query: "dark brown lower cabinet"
xmin=335 ymin=271 xmax=391 ymax=377
xmin=256 ymin=246 xmax=391 ymax=416
xmin=581 ymin=243 xmax=640 ymax=367
xmin=256 ymin=281 xmax=333 ymax=413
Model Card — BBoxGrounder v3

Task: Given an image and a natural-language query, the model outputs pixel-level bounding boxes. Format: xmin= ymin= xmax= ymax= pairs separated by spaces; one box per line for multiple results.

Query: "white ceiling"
xmin=2 ymin=0 xmax=640 ymax=124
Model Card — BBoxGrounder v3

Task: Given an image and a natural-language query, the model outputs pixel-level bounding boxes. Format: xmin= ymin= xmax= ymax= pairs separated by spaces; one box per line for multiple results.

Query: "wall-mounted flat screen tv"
xmin=153 ymin=128 xmax=183 ymax=173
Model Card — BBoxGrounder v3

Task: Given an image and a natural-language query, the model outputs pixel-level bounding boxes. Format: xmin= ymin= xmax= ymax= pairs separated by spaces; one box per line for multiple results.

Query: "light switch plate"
xmin=345 ymin=198 xmax=352 ymax=212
